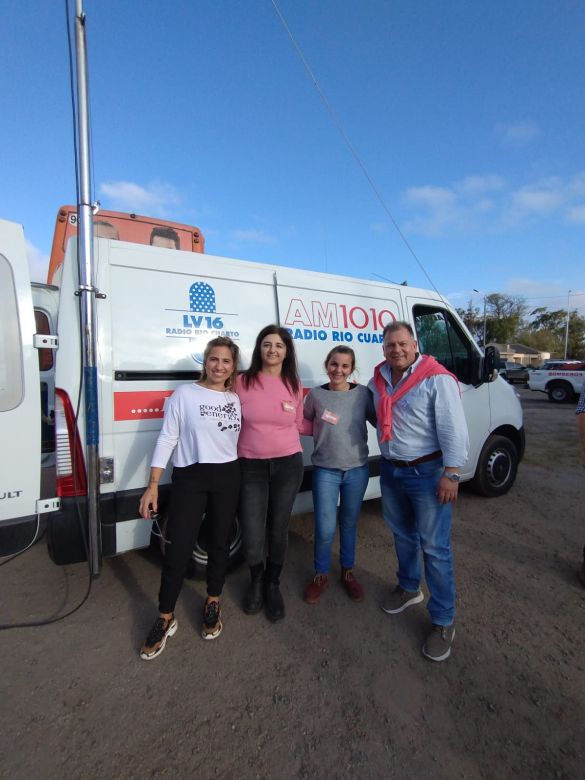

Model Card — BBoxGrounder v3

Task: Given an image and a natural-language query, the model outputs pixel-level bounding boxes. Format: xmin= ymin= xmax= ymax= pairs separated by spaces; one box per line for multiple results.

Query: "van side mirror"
xmin=482 ymin=346 xmax=498 ymax=383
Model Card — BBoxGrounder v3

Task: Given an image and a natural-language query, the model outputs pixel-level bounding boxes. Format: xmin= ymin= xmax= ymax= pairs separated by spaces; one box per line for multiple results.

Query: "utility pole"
xmin=564 ymin=290 xmax=571 ymax=360
xmin=473 ymin=289 xmax=488 ymax=347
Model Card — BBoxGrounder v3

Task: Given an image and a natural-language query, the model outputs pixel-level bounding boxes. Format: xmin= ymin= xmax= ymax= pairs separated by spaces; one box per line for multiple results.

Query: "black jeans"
xmin=158 ymin=460 xmax=240 ymax=614
xmin=239 ymin=452 xmax=304 ymax=567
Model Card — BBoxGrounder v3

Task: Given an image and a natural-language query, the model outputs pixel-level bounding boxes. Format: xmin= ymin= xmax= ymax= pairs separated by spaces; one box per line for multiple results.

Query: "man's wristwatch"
xmin=443 ymin=472 xmax=461 ymax=483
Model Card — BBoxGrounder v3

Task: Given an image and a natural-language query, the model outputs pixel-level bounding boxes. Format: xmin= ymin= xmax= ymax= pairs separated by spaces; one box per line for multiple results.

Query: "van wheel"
xmin=157 ymin=513 xmax=243 ymax=580
xmin=547 ymin=382 xmax=572 ymax=403
xmin=471 ymin=435 xmax=518 ymax=497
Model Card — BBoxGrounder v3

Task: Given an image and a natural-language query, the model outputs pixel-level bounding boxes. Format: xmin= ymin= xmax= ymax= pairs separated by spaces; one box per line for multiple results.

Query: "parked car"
xmin=536 ymin=360 xmax=583 ymax=370
xmin=498 ymin=361 xmax=530 ymax=384
xmin=528 ymin=362 xmax=585 ymax=402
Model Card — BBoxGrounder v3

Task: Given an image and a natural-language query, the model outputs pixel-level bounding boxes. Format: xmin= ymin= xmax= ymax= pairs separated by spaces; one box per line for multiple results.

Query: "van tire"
xmin=547 ymin=382 xmax=572 ymax=403
xmin=471 ymin=435 xmax=518 ymax=497
xmin=157 ymin=513 xmax=243 ymax=580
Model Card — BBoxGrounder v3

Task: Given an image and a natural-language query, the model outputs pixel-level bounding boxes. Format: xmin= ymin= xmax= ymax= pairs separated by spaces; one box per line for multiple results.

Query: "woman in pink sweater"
xmin=236 ymin=325 xmax=304 ymax=621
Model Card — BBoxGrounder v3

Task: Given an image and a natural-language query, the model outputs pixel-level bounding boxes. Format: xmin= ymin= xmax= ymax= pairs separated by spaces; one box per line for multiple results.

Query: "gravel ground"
xmin=1 ymin=388 xmax=584 ymax=779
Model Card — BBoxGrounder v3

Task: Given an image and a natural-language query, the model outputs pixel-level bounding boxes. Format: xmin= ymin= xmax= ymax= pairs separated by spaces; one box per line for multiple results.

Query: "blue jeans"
xmin=380 ymin=458 xmax=455 ymax=625
xmin=313 ymin=464 xmax=370 ymax=573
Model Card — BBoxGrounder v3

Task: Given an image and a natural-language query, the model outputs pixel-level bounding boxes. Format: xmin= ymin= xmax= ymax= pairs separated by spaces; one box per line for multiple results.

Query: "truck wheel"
xmin=157 ymin=512 xmax=243 ymax=579
xmin=187 ymin=514 xmax=243 ymax=579
xmin=471 ymin=435 xmax=518 ymax=497
xmin=547 ymin=382 xmax=572 ymax=403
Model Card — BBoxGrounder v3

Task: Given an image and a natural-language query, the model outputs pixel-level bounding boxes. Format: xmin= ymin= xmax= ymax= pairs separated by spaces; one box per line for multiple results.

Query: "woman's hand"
xmin=139 ymin=467 xmax=164 ymax=519
xmin=139 ymin=485 xmax=158 ymax=519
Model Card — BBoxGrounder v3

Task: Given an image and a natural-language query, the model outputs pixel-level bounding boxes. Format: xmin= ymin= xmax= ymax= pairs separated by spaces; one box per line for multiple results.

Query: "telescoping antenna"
xmin=73 ymin=0 xmax=102 ymax=577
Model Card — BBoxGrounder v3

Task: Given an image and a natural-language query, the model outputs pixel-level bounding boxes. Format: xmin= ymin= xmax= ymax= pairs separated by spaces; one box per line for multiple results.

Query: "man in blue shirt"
xmin=369 ymin=321 xmax=469 ymax=662
xmin=576 ymin=380 xmax=585 ymax=588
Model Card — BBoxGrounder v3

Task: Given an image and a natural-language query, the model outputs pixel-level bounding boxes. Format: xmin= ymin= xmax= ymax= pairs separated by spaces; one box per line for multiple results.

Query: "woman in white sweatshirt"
xmin=138 ymin=336 xmax=241 ymax=660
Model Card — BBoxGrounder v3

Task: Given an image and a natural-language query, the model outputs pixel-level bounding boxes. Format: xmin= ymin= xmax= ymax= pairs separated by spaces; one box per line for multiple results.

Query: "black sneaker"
xmin=140 ymin=615 xmax=178 ymax=661
xmin=422 ymin=624 xmax=455 ymax=662
xmin=381 ymin=585 xmax=424 ymax=614
xmin=201 ymin=599 xmax=222 ymax=640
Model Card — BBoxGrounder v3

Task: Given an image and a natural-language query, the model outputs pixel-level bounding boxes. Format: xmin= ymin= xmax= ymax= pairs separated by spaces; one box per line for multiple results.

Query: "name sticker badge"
xmin=282 ymin=400 xmax=296 ymax=413
xmin=321 ymin=409 xmax=340 ymax=425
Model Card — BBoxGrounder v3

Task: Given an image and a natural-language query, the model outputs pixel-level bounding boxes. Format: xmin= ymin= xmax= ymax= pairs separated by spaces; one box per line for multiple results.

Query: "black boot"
xmin=243 ymin=563 xmax=264 ymax=614
xmin=264 ymin=560 xmax=285 ymax=622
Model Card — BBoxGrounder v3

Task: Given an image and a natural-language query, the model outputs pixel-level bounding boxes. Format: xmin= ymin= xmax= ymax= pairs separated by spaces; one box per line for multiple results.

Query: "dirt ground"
xmin=1 ymin=388 xmax=584 ymax=779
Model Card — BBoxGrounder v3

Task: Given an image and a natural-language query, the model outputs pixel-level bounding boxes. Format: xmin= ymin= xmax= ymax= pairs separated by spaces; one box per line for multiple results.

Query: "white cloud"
xmin=231 ymin=228 xmax=277 ymax=244
xmin=26 ymin=240 xmax=49 ymax=283
xmin=403 ymin=186 xmax=462 ymax=236
xmin=496 ymin=120 xmax=541 ymax=145
xmin=405 ymin=185 xmax=456 ymax=209
xmin=504 ymin=277 xmax=562 ymax=298
xmin=473 ymin=198 xmax=495 ymax=213
xmin=445 ymin=290 xmax=475 ymax=304
xmin=566 ymin=172 xmax=585 ymax=198
xmin=505 ymin=175 xmax=585 ymax=224
xmin=403 ymin=171 xmax=585 ymax=236
xmin=370 ymin=221 xmax=388 ymax=234
xmin=98 ymin=180 xmax=181 ymax=216
xmin=502 ymin=278 xmax=585 ymax=316
xmin=455 ymin=175 xmax=505 ymax=196
xmin=566 ymin=204 xmax=585 ymax=224
xmin=510 ymin=185 xmax=562 ymax=215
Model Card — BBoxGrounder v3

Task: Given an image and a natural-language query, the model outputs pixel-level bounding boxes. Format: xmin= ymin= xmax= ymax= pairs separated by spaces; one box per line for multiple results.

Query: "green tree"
xmin=456 ymin=299 xmax=483 ymax=344
xmin=520 ymin=307 xmax=567 ymax=355
xmin=521 ymin=307 xmax=585 ymax=358
xmin=567 ymin=310 xmax=585 ymax=358
xmin=515 ymin=327 xmax=559 ymax=354
xmin=485 ymin=294 xmax=526 ymax=343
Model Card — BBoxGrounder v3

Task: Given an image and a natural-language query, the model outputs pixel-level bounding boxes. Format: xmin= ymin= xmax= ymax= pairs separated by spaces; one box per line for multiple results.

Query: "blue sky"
xmin=2 ymin=0 xmax=584 ymax=317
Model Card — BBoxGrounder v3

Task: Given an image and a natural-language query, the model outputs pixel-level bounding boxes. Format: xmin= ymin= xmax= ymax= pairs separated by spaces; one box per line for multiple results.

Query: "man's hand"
xmin=437 ymin=475 xmax=459 ymax=504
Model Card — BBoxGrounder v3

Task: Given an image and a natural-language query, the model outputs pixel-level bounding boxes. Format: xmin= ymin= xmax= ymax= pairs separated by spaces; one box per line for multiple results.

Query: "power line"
xmin=270 ymin=0 xmax=448 ymax=305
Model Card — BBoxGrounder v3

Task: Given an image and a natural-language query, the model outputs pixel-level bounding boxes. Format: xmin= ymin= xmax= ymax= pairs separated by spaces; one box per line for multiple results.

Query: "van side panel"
xmin=0 ymin=220 xmax=41 ymax=543
xmin=48 ymin=237 xmax=525 ymax=560
xmin=98 ymin=244 xmax=281 ymax=551
xmin=275 ymin=271 xmax=403 ymax=504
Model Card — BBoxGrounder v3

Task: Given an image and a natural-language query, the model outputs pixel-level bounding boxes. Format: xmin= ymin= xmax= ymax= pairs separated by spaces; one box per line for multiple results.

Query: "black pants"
xmin=239 ymin=452 xmax=304 ymax=567
xmin=158 ymin=460 xmax=240 ymax=614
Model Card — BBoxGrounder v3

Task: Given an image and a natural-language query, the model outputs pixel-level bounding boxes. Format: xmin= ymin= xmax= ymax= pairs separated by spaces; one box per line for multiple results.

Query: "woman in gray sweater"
xmin=302 ymin=346 xmax=376 ymax=604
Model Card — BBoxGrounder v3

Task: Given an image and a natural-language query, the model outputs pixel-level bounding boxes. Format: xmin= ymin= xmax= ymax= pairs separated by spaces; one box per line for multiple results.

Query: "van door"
xmin=407 ymin=299 xmax=490 ymax=481
xmin=0 ymin=220 xmax=42 ymax=547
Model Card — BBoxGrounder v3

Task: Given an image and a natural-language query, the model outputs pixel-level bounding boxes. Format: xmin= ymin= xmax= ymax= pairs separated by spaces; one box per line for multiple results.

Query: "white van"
xmin=0 ymin=216 xmax=524 ymax=570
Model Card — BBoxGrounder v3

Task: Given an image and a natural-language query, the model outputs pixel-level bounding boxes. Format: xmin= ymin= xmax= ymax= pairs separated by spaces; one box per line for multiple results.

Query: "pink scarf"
xmin=374 ymin=355 xmax=459 ymax=443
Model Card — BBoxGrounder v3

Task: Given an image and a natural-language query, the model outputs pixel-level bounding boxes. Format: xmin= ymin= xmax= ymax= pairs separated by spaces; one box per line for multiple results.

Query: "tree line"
xmin=456 ymin=294 xmax=585 ymax=359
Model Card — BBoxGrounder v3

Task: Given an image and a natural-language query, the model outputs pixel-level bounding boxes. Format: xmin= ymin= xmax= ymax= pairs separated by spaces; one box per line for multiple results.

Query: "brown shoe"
xmin=341 ymin=568 xmax=364 ymax=602
xmin=304 ymin=574 xmax=329 ymax=604
xmin=139 ymin=615 xmax=178 ymax=661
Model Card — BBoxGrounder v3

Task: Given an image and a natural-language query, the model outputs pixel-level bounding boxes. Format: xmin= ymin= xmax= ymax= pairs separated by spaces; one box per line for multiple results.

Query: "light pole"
xmin=473 ymin=289 xmax=487 ymax=347
xmin=564 ymin=289 xmax=571 ymax=359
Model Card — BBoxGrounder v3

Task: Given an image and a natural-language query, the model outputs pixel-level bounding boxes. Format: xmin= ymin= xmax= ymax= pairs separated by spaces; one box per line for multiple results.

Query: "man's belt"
xmin=388 ymin=450 xmax=442 ymax=468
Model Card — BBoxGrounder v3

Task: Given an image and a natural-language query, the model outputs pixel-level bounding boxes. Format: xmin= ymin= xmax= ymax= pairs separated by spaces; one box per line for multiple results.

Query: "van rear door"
xmin=0 ymin=219 xmax=42 ymax=545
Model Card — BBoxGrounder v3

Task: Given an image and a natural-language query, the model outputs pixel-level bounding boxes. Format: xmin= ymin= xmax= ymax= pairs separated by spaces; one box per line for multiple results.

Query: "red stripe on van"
xmin=114 ymin=391 xmax=173 ymax=420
